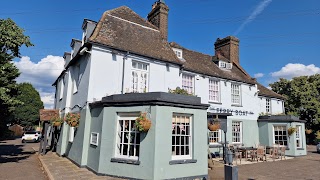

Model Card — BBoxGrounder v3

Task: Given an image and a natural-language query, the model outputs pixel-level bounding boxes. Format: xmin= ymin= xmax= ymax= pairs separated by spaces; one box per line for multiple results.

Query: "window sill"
xmin=208 ymin=101 xmax=222 ymax=105
xmin=169 ymin=159 xmax=197 ymax=165
xmin=297 ymin=148 xmax=304 ymax=150
xmin=209 ymin=144 xmax=223 ymax=148
xmin=231 ymin=104 xmax=242 ymax=107
xmin=110 ymin=158 xmax=140 ymax=165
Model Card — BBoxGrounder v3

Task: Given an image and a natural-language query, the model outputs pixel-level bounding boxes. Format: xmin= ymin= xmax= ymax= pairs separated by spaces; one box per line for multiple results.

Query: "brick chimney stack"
xmin=214 ymin=36 xmax=240 ymax=65
xmin=147 ymin=0 xmax=169 ymax=40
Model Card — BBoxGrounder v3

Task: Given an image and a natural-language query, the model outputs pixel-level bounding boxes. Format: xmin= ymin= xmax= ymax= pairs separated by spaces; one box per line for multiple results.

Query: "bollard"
xmin=224 ymin=164 xmax=238 ymax=180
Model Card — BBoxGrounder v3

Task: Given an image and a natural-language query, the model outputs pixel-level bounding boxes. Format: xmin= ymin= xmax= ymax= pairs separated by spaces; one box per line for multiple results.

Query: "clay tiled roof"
xmin=170 ymin=42 xmax=256 ymax=84
xmin=257 ymin=83 xmax=286 ymax=100
xmin=89 ymin=6 xmax=182 ymax=65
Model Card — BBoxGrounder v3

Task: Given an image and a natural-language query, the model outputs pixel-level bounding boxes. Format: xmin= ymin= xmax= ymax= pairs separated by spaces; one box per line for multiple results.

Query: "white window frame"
xmin=115 ymin=113 xmax=140 ymax=160
xmin=59 ymin=77 xmax=64 ymax=100
xmin=296 ymin=125 xmax=302 ymax=148
xmin=273 ymin=125 xmax=288 ymax=146
xmin=231 ymin=83 xmax=241 ymax=105
xmin=219 ymin=61 xmax=226 ymax=68
xmin=172 ymin=113 xmax=192 ymax=160
xmin=232 ymin=121 xmax=242 ymax=144
xmin=73 ymin=64 xmax=80 ymax=94
xmin=226 ymin=63 xmax=232 ymax=69
xmin=131 ymin=61 xmax=149 ymax=93
xmin=209 ymin=129 xmax=221 ymax=144
xmin=90 ymin=132 xmax=99 ymax=146
xmin=172 ymin=48 xmax=183 ymax=59
xmin=69 ymin=127 xmax=75 ymax=142
xmin=209 ymin=79 xmax=220 ymax=103
xmin=266 ymin=98 xmax=271 ymax=114
xmin=182 ymin=74 xmax=194 ymax=94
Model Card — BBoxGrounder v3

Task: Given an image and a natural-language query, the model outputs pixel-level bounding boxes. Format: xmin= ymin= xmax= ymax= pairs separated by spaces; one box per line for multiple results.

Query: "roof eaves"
xmin=89 ymin=41 xmax=183 ymax=66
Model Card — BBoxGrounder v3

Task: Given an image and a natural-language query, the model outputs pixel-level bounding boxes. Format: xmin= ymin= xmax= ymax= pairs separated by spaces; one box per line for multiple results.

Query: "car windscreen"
xmin=25 ymin=132 xmax=37 ymax=134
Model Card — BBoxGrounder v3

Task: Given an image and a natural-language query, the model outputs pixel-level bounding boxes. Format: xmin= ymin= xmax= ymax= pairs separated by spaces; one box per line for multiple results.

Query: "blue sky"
xmin=1 ymin=0 xmax=319 ymax=108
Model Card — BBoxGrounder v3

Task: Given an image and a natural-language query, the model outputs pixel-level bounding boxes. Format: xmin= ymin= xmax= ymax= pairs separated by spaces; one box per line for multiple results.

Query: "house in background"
xmin=53 ymin=0 xmax=307 ymax=179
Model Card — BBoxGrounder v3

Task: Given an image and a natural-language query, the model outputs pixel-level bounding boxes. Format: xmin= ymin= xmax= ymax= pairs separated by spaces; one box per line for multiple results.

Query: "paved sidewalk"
xmin=38 ymin=152 xmax=122 ymax=180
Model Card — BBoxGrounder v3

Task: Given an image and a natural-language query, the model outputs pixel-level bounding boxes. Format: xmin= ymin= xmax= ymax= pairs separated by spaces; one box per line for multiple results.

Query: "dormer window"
xmin=219 ymin=61 xmax=232 ymax=70
xmin=172 ymin=48 xmax=183 ymax=59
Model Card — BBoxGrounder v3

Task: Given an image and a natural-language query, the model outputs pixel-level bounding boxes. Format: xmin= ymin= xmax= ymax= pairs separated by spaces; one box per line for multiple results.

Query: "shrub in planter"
xmin=208 ymin=122 xmax=220 ymax=131
xmin=305 ymin=129 xmax=313 ymax=135
xmin=65 ymin=113 xmax=80 ymax=127
xmin=51 ymin=115 xmax=63 ymax=127
xmin=135 ymin=113 xmax=151 ymax=132
xmin=288 ymin=127 xmax=296 ymax=136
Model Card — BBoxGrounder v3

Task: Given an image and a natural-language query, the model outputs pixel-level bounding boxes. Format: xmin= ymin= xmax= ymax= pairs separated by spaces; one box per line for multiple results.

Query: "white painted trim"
xmin=90 ymin=132 xmax=99 ymax=146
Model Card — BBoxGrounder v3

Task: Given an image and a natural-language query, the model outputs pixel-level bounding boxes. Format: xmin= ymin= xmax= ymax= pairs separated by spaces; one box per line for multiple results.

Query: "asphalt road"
xmin=0 ymin=138 xmax=48 ymax=180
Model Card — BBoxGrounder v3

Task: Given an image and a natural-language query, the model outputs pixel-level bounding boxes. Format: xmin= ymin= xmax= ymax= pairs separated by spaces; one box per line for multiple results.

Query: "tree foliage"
xmin=0 ymin=18 xmax=33 ymax=135
xmin=270 ymin=75 xmax=320 ymax=130
xmin=12 ymin=83 xmax=43 ymax=127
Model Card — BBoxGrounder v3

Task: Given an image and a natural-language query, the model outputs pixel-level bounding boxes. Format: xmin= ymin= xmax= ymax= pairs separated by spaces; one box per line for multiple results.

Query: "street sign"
xmin=39 ymin=109 xmax=59 ymax=121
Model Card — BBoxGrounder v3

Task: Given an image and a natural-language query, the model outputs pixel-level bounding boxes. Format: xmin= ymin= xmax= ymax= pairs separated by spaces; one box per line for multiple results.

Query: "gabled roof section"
xmin=257 ymin=83 xmax=286 ymax=100
xmin=89 ymin=6 xmax=182 ymax=65
xmin=169 ymin=42 xmax=256 ymax=84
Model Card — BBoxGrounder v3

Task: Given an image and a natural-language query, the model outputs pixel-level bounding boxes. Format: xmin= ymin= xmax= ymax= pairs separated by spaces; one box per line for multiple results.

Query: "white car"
xmin=22 ymin=131 xmax=41 ymax=143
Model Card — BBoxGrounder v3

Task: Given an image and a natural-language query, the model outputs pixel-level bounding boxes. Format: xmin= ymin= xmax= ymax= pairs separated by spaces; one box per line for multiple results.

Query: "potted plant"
xmin=135 ymin=112 xmax=151 ymax=132
xmin=288 ymin=127 xmax=296 ymax=136
xmin=51 ymin=115 xmax=63 ymax=127
xmin=208 ymin=122 xmax=220 ymax=131
xmin=65 ymin=112 xmax=80 ymax=127
xmin=305 ymin=129 xmax=313 ymax=135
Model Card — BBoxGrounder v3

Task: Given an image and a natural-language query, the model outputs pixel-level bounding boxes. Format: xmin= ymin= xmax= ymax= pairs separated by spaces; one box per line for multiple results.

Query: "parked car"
xmin=22 ymin=131 xmax=41 ymax=143
xmin=317 ymin=143 xmax=320 ymax=153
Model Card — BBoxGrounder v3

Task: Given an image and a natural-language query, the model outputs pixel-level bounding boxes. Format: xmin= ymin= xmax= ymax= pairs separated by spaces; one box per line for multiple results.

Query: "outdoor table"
xmin=238 ymin=147 xmax=257 ymax=160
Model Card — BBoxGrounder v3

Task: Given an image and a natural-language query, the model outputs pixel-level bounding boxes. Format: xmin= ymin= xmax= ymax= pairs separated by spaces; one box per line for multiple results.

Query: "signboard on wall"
xmin=209 ymin=106 xmax=254 ymax=116
xmin=39 ymin=109 xmax=59 ymax=121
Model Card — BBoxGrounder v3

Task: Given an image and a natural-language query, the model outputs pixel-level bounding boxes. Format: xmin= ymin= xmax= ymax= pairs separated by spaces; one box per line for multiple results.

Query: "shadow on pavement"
xmin=0 ymin=143 xmax=34 ymax=164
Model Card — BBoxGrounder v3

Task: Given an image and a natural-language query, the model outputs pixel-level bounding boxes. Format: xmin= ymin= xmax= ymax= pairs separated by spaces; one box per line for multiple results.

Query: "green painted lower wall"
xmin=97 ymin=106 xmax=155 ymax=179
xmin=87 ymin=107 xmax=103 ymax=171
xmin=258 ymin=121 xmax=307 ymax=156
xmin=153 ymin=106 xmax=208 ymax=179
xmin=209 ymin=118 xmax=259 ymax=154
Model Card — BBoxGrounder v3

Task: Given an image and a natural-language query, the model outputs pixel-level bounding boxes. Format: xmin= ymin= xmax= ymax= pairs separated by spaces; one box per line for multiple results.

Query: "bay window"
xmin=273 ymin=125 xmax=288 ymax=146
xmin=172 ymin=113 xmax=192 ymax=160
xmin=115 ymin=113 xmax=140 ymax=160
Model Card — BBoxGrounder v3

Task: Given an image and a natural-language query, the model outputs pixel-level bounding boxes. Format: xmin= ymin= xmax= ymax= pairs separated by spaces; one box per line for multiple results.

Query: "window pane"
xmin=172 ymin=114 xmax=192 ymax=159
xmin=116 ymin=114 xmax=140 ymax=159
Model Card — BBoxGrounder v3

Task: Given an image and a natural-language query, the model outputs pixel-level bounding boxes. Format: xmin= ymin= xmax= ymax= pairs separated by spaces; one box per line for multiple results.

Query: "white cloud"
xmin=234 ymin=0 xmax=272 ymax=35
xmin=15 ymin=55 xmax=64 ymax=108
xmin=254 ymin=73 xmax=264 ymax=78
xmin=271 ymin=63 xmax=320 ymax=79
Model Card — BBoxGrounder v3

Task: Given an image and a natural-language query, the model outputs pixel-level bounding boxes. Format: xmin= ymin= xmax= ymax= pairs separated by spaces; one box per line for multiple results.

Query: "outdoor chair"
xmin=279 ymin=146 xmax=286 ymax=160
xmin=256 ymin=146 xmax=266 ymax=162
xmin=270 ymin=144 xmax=280 ymax=161
xmin=232 ymin=146 xmax=242 ymax=165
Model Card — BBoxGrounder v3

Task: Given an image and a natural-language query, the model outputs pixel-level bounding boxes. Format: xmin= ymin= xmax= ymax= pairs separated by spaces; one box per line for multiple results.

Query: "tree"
xmin=0 ymin=18 xmax=33 ymax=136
xmin=13 ymin=83 xmax=43 ymax=128
xmin=270 ymin=75 xmax=320 ymax=142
